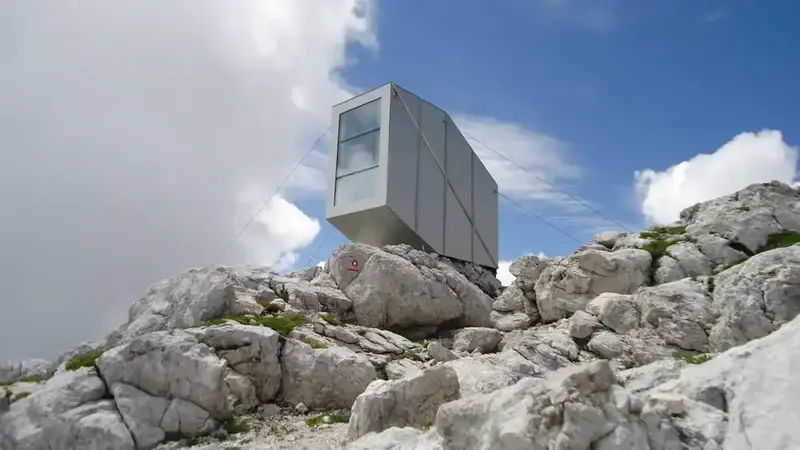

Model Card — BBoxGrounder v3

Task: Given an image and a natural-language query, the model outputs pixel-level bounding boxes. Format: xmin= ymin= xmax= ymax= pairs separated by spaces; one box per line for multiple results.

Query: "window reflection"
xmin=334 ymin=99 xmax=382 ymax=205
xmin=334 ymin=167 xmax=377 ymax=205
xmin=339 ymin=99 xmax=381 ymax=142
xmin=336 ymin=130 xmax=379 ymax=177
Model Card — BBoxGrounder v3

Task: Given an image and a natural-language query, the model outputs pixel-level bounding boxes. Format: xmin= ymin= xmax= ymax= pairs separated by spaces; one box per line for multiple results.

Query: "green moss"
xmin=760 ymin=231 xmax=800 ymax=252
xmin=299 ymin=335 xmax=328 ymax=349
xmin=617 ymin=379 xmax=626 ymax=388
xmin=736 ymin=205 xmax=750 ymax=212
xmin=320 ymin=313 xmax=342 ymax=326
xmin=733 ymin=192 xmax=740 ymax=201
xmin=65 ymin=349 xmax=104 ymax=371
xmin=10 ymin=391 xmax=30 ymax=403
xmin=184 ymin=437 xmax=200 ymax=446
xmin=222 ymin=417 xmax=251 ymax=434
xmin=642 ymin=239 xmax=675 ymax=258
xmin=259 ymin=314 xmax=309 ymax=336
xmin=206 ymin=313 xmax=309 ymax=336
xmin=306 ymin=412 xmax=350 ymax=428
xmin=677 ymin=353 xmax=712 ymax=365
xmin=707 ymin=276 xmax=715 ymax=293
xmin=650 ymin=225 xmax=686 ymax=236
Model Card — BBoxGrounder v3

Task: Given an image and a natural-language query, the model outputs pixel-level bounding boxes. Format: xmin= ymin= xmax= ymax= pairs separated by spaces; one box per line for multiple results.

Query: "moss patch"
xmin=760 ymin=231 xmax=800 ymax=252
xmin=736 ymin=205 xmax=750 ymax=212
xmin=299 ymin=335 xmax=328 ymax=349
xmin=10 ymin=391 xmax=30 ymax=403
xmin=206 ymin=313 xmax=309 ymax=337
xmin=65 ymin=349 xmax=104 ymax=371
xmin=306 ymin=412 xmax=350 ymax=428
xmin=640 ymin=225 xmax=686 ymax=239
xmin=222 ymin=417 xmax=251 ymax=434
xmin=320 ymin=313 xmax=342 ymax=326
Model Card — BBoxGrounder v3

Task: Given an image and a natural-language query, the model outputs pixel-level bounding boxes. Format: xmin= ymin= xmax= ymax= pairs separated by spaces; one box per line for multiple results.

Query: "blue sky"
xmin=291 ymin=0 xmax=800 ymax=269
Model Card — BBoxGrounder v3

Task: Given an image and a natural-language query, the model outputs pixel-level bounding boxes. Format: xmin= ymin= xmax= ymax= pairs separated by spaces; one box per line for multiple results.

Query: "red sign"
xmin=347 ymin=259 xmax=359 ymax=272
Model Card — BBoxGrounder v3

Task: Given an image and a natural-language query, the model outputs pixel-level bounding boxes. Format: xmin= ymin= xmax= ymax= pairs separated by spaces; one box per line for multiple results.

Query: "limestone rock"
xmin=535 ymin=248 xmax=651 ymax=323
xmin=189 ymin=322 xmax=282 ymax=403
xmin=0 ymin=368 xmax=135 ymax=450
xmin=0 ymin=359 xmax=52 ymax=385
xmin=280 ymin=338 xmax=376 ymax=410
xmin=97 ymin=330 xmax=250 ymax=423
xmin=709 ymin=245 xmax=800 ymax=352
xmin=426 ymin=341 xmax=458 ymax=363
xmin=348 ymin=365 xmax=459 ymax=439
xmin=451 ymin=327 xmax=502 ymax=353
xmin=111 ymin=266 xmax=276 ymax=344
xmin=682 ymin=181 xmax=800 ymax=254
xmin=489 ymin=310 xmax=532 ymax=331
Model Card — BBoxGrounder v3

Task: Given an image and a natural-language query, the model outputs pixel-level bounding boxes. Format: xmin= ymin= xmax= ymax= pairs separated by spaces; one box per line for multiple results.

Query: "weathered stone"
xmin=280 ymin=338 xmax=376 ymax=410
xmin=348 ymin=365 xmax=459 ymax=439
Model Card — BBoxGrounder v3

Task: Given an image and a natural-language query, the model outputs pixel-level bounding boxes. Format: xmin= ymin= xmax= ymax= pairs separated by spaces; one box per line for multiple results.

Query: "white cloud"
xmin=0 ymin=0 xmax=376 ymax=360
xmin=634 ymin=130 xmax=799 ymax=225
xmin=496 ymin=261 xmax=516 ymax=287
xmin=455 ymin=115 xmax=582 ymax=204
xmin=496 ymin=252 xmax=549 ymax=287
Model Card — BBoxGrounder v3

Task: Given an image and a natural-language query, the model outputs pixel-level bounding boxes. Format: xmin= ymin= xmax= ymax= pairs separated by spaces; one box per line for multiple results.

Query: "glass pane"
xmin=334 ymin=167 xmax=377 ymax=205
xmin=339 ymin=99 xmax=381 ymax=142
xmin=336 ymin=129 xmax=379 ymax=177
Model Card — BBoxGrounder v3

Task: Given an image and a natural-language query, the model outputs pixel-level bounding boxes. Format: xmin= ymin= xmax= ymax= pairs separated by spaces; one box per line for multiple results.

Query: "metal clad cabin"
xmin=325 ymin=83 xmax=499 ymax=271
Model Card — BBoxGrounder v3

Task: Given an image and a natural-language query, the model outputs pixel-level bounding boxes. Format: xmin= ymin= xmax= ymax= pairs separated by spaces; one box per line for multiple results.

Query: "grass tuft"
xmin=320 ymin=313 xmax=342 ymax=326
xmin=65 ymin=349 xmax=104 ymax=371
xmin=222 ymin=417 xmax=251 ymax=434
xmin=760 ymin=231 xmax=800 ymax=252
xmin=299 ymin=336 xmax=328 ymax=349
xmin=206 ymin=313 xmax=309 ymax=337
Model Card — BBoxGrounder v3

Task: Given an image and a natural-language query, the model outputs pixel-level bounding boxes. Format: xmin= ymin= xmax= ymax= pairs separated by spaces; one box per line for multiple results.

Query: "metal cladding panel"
xmin=444 ymin=120 xmax=473 ymax=217
xmin=472 ymin=152 xmax=499 ymax=267
xmin=385 ymin=87 xmax=422 ymax=235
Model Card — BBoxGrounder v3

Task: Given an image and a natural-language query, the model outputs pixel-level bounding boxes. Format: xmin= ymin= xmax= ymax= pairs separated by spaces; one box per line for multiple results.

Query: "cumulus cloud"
xmin=496 ymin=252 xmax=549 ymax=287
xmin=635 ymin=130 xmax=799 ymax=225
xmin=455 ymin=115 xmax=582 ymax=203
xmin=0 ymin=0 xmax=376 ymax=360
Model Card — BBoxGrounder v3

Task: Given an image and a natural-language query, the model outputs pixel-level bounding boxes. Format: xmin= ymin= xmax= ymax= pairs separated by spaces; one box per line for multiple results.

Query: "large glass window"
xmin=338 ymin=99 xmax=381 ymax=141
xmin=334 ymin=99 xmax=381 ymax=205
xmin=334 ymin=167 xmax=378 ymax=205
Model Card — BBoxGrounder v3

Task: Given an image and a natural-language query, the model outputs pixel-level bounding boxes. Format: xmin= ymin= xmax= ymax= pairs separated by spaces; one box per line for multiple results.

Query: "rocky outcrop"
xmin=2 ymin=181 xmax=800 ymax=449
xmin=0 ymin=368 xmax=135 ymax=450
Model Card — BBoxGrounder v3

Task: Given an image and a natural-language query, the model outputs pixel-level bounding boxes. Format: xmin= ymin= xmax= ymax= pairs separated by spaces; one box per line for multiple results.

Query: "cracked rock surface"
xmin=2 ymin=181 xmax=800 ymax=449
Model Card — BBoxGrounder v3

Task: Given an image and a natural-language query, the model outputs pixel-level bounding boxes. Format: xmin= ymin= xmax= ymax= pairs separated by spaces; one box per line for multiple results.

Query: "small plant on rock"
xmin=222 ymin=417 xmax=251 ymax=435
xmin=677 ymin=353 xmax=712 ymax=365
xmin=760 ymin=231 xmax=800 ymax=252
xmin=306 ymin=412 xmax=350 ymax=428
xmin=65 ymin=349 xmax=104 ymax=371
xmin=299 ymin=335 xmax=328 ymax=349
xmin=320 ymin=313 xmax=342 ymax=326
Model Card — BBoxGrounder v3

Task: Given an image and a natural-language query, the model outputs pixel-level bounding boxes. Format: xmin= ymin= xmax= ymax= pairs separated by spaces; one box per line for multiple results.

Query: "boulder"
xmin=535 ymin=248 xmax=651 ymax=323
xmin=280 ymin=338 xmax=376 ymax=410
xmin=0 ymin=368 xmax=135 ymax=450
xmin=348 ymin=365 xmax=459 ymax=439
xmin=451 ymin=327 xmax=502 ymax=353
